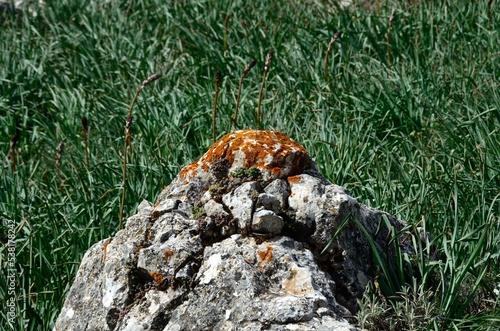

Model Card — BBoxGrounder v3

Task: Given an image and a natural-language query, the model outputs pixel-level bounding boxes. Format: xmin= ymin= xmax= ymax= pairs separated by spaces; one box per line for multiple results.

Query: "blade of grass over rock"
xmin=321 ymin=213 xmax=351 ymax=255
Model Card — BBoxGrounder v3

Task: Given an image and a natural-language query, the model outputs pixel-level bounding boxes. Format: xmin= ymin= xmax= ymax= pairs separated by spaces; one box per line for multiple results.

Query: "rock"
xmin=0 ymin=0 xmax=45 ymax=17
xmin=251 ymin=209 xmax=284 ymax=234
xmin=151 ymin=198 xmax=180 ymax=217
xmin=264 ymin=179 xmax=290 ymax=210
xmin=203 ymin=199 xmax=228 ymax=218
xmin=222 ymin=181 xmax=257 ymax=231
xmin=164 ymin=235 xmax=355 ymax=330
xmin=256 ymin=192 xmax=282 ymax=213
xmin=54 ymin=129 xmax=415 ymax=331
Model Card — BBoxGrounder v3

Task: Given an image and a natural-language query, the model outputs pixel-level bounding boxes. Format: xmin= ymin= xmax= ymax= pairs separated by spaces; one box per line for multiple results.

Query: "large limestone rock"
xmin=54 ymin=130 xmax=415 ymax=331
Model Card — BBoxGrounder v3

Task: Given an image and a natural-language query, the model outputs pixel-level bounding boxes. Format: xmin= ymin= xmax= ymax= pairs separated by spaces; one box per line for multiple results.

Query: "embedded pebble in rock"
xmin=222 ymin=181 xmax=257 ymax=231
xmin=151 ymin=198 xmax=180 ymax=217
xmin=264 ymin=178 xmax=290 ymax=210
xmin=54 ymin=129 xmax=417 ymax=331
xmin=203 ymin=199 xmax=228 ymax=218
xmin=251 ymin=209 xmax=284 ymax=234
xmin=256 ymin=192 xmax=281 ymax=213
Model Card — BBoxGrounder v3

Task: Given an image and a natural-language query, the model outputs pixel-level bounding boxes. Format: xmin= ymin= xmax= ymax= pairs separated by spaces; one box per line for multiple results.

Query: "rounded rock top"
xmin=179 ymin=130 xmax=316 ymax=182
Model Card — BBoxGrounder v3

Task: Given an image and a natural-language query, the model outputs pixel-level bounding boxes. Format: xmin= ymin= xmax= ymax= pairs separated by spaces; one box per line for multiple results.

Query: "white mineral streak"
xmin=65 ymin=307 xmax=74 ymax=319
xmin=200 ymin=253 xmax=222 ymax=284
xmin=102 ymin=278 xmax=122 ymax=308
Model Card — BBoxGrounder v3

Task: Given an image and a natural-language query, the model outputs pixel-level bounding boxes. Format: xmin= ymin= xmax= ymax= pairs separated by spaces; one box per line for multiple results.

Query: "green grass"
xmin=0 ymin=0 xmax=499 ymax=330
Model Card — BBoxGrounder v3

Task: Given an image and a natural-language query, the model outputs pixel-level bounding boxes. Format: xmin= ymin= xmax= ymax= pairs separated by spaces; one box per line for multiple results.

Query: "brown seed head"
xmin=81 ymin=116 xmax=88 ymax=133
xmin=215 ymin=71 xmax=222 ymax=88
xmin=10 ymin=134 xmax=18 ymax=146
xmin=125 ymin=116 xmax=133 ymax=134
xmin=56 ymin=141 xmax=64 ymax=166
xmin=142 ymin=73 xmax=161 ymax=87
xmin=264 ymin=50 xmax=273 ymax=72
xmin=389 ymin=9 xmax=396 ymax=27
xmin=243 ymin=60 xmax=257 ymax=76
xmin=328 ymin=31 xmax=342 ymax=49
xmin=57 ymin=142 xmax=64 ymax=154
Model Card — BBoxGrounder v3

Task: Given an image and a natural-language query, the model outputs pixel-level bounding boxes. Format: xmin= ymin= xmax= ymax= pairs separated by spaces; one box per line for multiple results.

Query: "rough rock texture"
xmin=54 ymin=129 xmax=416 ymax=331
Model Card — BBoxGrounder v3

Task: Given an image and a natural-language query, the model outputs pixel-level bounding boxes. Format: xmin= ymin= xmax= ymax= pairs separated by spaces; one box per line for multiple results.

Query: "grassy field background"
xmin=1 ymin=0 xmax=499 ymax=330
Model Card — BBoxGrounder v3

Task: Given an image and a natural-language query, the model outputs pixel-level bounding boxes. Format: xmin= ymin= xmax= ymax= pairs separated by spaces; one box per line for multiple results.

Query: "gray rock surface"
xmin=54 ymin=129 xmax=414 ymax=331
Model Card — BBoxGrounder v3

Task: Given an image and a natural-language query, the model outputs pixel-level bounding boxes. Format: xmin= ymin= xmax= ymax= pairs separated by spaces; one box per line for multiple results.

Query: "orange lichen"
xmin=287 ymin=175 xmax=301 ymax=184
xmin=164 ymin=249 xmax=175 ymax=262
xmin=103 ymin=241 xmax=111 ymax=262
xmin=150 ymin=272 xmax=163 ymax=284
xmin=257 ymin=246 xmax=274 ymax=267
xmin=179 ymin=130 xmax=311 ymax=181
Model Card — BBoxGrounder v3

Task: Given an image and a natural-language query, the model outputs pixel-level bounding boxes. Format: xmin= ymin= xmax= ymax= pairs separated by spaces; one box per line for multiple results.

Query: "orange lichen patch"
xmin=164 ymin=249 xmax=175 ymax=262
xmin=150 ymin=272 xmax=163 ymax=284
xmin=179 ymin=130 xmax=312 ymax=181
xmin=103 ymin=241 xmax=111 ymax=262
xmin=287 ymin=175 xmax=302 ymax=184
xmin=257 ymin=246 xmax=274 ymax=267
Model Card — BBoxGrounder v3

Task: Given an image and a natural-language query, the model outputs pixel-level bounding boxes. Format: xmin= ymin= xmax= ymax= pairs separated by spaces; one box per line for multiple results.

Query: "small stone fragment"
xmin=203 ymin=199 xmax=228 ymax=218
xmin=252 ymin=209 xmax=284 ymax=234
xmin=222 ymin=181 xmax=257 ymax=230
xmin=264 ymin=178 xmax=290 ymax=210
xmin=151 ymin=198 xmax=180 ymax=217
xmin=256 ymin=193 xmax=281 ymax=213
xmin=136 ymin=200 xmax=153 ymax=215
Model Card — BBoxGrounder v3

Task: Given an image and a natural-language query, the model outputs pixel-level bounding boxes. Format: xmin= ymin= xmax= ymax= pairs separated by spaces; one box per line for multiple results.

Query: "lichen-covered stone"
xmin=179 ymin=130 xmax=316 ymax=182
xmin=264 ymin=178 xmax=290 ymax=210
xmin=54 ymin=129 xmax=415 ymax=331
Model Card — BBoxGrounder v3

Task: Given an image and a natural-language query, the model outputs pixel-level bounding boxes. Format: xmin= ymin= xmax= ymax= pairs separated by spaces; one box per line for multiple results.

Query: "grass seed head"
xmin=142 ymin=73 xmax=161 ymax=87
xmin=328 ymin=31 xmax=342 ymax=50
xmin=389 ymin=9 xmax=396 ymax=27
xmin=125 ymin=115 xmax=133 ymax=134
xmin=243 ymin=60 xmax=257 ymax=76
xmin=264 ymin=50 xmax=273 ymax=72
xmin=81 ymin=116 xmax=88 ymax=133
xmin=56 ymin=141 xmax=64 ymax=167
xmin=215 ymin=70 xmax=221 ymax=88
